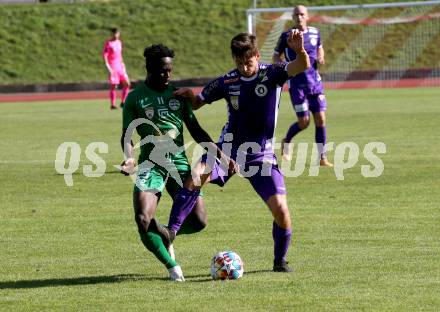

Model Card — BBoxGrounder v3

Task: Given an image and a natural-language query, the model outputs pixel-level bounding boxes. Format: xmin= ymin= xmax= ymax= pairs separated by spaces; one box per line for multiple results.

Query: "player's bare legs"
xmin=266 ymin=194 xmax=293 ymax=272
xmin=282 ymin=111 xmax=332 ymax=166
xmin=267 ymin=194 xmax=291 ymax=229
xmin=133 ymin=191 xmax=158 ymax=232
xmin=297 ymin=115 xmax=310 ymax=131
xmin=313 ymin=111 xmax=333 ymax=167
xmin=282 ymin=115 xmax=310 ymax=161
xmin=133 ymin=191 xmax=184 ymax=281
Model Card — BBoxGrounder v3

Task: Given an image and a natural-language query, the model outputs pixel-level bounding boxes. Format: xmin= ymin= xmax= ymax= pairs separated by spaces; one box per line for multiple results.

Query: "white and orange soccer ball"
xmin=210 ymin=251 xmax=244 ymax=280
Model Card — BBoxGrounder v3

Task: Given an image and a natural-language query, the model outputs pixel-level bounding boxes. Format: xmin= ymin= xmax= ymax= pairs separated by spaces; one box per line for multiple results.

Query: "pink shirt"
xmin=103 ymin=39 xmax=124 ymax=69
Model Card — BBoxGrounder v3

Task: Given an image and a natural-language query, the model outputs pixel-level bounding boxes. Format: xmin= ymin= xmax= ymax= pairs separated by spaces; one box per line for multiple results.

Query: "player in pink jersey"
xmin=103 ymin=27 xmax=131 ymax=110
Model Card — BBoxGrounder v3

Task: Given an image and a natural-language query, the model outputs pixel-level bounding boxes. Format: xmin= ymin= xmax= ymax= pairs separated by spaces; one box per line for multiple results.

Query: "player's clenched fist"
xmin=287 ymin=29 xmax=304 ymax=53
xmin=120 ymin=158 xmax=136 ymax=176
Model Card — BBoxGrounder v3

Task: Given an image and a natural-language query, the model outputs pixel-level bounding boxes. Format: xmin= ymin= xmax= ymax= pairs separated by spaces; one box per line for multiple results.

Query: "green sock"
xmin=139 ymin=232 xmax=177 ymax=269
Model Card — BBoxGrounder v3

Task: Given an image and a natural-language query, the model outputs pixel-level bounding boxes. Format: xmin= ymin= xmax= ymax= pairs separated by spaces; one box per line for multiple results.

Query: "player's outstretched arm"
xmin=119 ymin=128 xmax=136 ymax=175
xmin=184 ymin=116 xmax=213 ymax=145
xmin=174 ymin=88 xmax=205 ymax=110
xmin=183 ymin=114 xmax=238 ymax=175
xmin=318 ymin=45 xmax=325 ymax=65
xmin=286 ymin=29 xmax=310 ymax=77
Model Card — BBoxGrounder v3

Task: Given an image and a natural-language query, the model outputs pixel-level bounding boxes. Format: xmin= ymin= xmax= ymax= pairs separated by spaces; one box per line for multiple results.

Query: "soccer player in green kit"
xmin=120 ymin=44 xmax=232 ymax=281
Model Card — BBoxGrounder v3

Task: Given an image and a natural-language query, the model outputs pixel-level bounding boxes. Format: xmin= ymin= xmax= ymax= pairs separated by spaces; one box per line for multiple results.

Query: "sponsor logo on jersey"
xmin=145 ymin=107 xmax=154 ymax=119
xmin=255 ymin=84 xmax=268 ymax=97
xmin=258 ymin=68 xmax=268 ymax=80
xmin=168 ymin=98 xmax=180 ymax=111
xmin=224 ymin=77 xmax=239 ymax=84
xmin=139 ymin=97 xmax=152 ymax=108
xmin=230 ymin=96 xmax=239 ymax=110
xmin=229 ymin=84 xmax=241 ymax=91
xmin=308 ymin=27 xmax=318 ymax=34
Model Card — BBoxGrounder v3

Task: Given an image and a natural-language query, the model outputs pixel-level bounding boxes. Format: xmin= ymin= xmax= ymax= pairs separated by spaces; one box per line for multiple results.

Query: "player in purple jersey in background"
xmin=273 ymin=5 xmax=333 ymax=167
xmin=158 ymin=31 xmax=310 ymax=272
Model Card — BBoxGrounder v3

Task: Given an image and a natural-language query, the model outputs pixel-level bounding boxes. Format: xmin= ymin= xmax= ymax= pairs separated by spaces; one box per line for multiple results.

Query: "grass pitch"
xmin=0 ymin=88 xmax=439 ymax=311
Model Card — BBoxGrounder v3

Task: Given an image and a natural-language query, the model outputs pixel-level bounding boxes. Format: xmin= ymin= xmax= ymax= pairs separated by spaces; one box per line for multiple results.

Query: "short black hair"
xmin=110 ymin=27 xmax=119 ymax=34
xmin=143 ymin=44 xmax=175 ymax=72
xmin=230 ymin=33 xmax=259 ymax=59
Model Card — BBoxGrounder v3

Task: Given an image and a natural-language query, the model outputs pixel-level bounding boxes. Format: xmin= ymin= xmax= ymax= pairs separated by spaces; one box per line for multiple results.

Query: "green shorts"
xmin=134 ymin=164 xmax=198 ymax=198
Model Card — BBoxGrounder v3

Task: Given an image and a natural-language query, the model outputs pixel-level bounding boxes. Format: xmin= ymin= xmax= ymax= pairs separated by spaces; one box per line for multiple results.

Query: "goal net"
xmin=247 ymin=1 xmax=440 ymax=88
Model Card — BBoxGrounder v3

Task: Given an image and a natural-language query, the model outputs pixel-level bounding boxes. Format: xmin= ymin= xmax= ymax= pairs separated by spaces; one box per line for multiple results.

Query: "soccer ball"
xmin=210 ymin=251 xmax=244 ymax=280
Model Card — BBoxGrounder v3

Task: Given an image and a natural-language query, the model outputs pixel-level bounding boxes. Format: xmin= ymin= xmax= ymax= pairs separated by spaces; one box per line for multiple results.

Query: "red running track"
xmin=0 ymin=79 xmax=437 ymax=103
xmin=0 ymin=88 xmax=205 ymax=103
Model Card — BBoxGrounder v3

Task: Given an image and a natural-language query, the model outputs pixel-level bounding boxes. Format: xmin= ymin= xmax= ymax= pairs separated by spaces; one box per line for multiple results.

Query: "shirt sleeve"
xmin=199 ymin=77 xmax=225 ymax=104
xmin=182 ymin=97 xmax=196 ymax=123
xmin=122 ymin=93 xmax=136 ymax=129
xmin=273 ymin=33 xmax=286 ymax=55
xmin=272 ymin=62 xmax=289 ymax=87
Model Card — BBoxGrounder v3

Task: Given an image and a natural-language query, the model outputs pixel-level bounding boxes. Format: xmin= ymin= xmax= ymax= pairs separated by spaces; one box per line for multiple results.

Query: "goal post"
xmin=246 ymin=0 xmax=440 ymax=88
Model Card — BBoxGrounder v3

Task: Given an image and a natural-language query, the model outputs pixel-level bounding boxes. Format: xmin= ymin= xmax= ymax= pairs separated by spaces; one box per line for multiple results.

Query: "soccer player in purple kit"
xmin=158 ymin=31 xmax=310 ymax=272
xmin=273 ymin=5 xmax=333 ymax=167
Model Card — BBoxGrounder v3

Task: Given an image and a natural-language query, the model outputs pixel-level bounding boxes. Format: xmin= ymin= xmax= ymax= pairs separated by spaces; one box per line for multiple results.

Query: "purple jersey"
xmin=274 ymin=27 xmax=323 ymax=94
xmin=199 ymin=63 xmax=288 ymax=154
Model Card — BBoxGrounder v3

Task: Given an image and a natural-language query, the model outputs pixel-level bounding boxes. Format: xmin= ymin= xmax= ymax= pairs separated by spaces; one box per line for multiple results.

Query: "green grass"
xmin=1 ymin=88 xmax=440 ymax=311
xmin=0 ymin=0 xmax=431 ymax=84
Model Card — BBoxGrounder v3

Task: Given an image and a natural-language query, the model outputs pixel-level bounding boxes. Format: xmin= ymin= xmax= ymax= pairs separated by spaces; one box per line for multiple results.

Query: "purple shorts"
xmin=202 ymin=152 xmax=286 ymax=202
xmin=289 ymin=88 xmax=327 ymax=117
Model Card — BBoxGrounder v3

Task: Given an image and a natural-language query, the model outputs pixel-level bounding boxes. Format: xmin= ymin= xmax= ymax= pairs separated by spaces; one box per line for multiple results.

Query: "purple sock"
xmin=315 ymin=126 xmax=327 ymax=158
xmin=168 ymin=188 xmax=200 ymax=234
xmin=285 ymin=122 xmax=302 ymax=142
xmin=272 ymin=222 xmax=292 ymax=263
